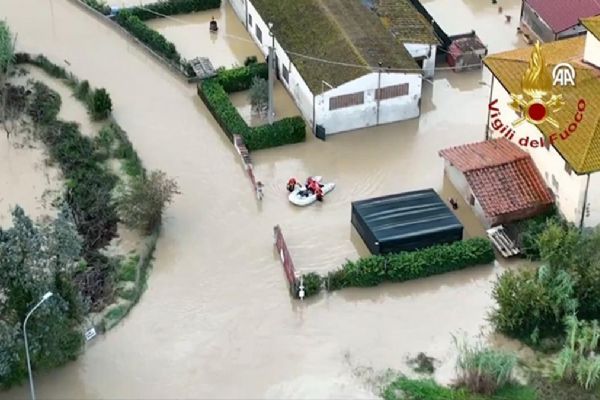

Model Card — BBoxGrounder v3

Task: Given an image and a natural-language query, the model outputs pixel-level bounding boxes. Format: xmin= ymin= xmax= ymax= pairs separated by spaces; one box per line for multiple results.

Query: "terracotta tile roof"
xmin=525 ymin=0 xmax=600 ymax=33
xmin=484 ymin=36 xmax=600 ymax=174
xmin=439 ymin=138 xmax=554 ymax=218
xmin=582 ymin=15 xmax=600 ymax=40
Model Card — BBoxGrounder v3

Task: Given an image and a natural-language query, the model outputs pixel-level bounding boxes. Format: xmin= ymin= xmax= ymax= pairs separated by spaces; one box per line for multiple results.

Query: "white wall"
xmin=314 ymin=72 xmax=421 ymax=134
xmin=444 ymin=162 xmax=490 ymax=226
xmin=584 ymin=31 xmax=600 ymax=68
xmin=228 ymin=0 xmax=245 ymax=24
xmin=244 ymin=0 xmax=315 ymax=125
xmin=403 ymin=43 xmax=436 ymax=78
xmin=487 ymin=78 xmax=590 ymax=225
xmin=585 ymin=173 xmax=600 ymax=227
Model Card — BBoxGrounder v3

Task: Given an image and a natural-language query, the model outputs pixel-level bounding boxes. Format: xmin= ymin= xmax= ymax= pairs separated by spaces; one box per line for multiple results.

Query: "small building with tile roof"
xmin=519 ymin=0 xmax=600 ymax=43
xmin=228 ymin=0 xmax=425 ymax=135
xmin=439 ymin=138 xmax=554 ymax=227
xmin=483 ymin=18 xmax=600 ymax=228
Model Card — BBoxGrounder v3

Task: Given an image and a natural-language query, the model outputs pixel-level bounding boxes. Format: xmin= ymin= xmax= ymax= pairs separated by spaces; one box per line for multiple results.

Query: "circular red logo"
xmin=527 ymin=102 xmax=547 ymax=122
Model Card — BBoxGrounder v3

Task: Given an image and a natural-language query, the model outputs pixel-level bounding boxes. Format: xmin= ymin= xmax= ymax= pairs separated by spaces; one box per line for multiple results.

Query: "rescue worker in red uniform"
xmin=287 ymin=178 xmax=297 ymax=192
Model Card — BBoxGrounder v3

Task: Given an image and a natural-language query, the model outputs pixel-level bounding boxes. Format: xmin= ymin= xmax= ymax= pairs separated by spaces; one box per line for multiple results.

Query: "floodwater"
xmin=147 ymin=3 xmax=264 ymax=68
xmin=0 ymin=130 xmax=61 ymax=226
xmin=230 ymin=82 xmax=300 ymax=127
xmin=0 ymin=0 xmax=534 ymax=398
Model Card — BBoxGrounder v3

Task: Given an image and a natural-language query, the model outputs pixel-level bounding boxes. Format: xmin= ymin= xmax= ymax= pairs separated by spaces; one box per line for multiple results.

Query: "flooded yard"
xmin=147 ymin=2 xmax=264 ymax=68
xmin=230 ymin=81 xmax=300 ymax=127
xmin=0 ymin=0 xmax=535 ymax=398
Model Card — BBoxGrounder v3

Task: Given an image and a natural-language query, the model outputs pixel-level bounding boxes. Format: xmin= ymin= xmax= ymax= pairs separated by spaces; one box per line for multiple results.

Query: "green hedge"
xmin=81 ymin=0 xmax=111 ymax=15
xmin=198 ymin=74 xmax=305 ymax=151
xmin=127 ymin=0 xmax=221 ymax=21
xmin=216 ymin=63 xmax=268 ymax=93
xmin=326 ymin=238 xmax=495 ymax=291
xmin=115 ymin=10 xmax=181 ymax=64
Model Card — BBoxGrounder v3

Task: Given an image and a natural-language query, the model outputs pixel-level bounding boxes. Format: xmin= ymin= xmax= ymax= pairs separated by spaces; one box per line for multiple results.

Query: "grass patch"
xmin=382 ymin=377 xmax=536 ymax=400
xmin=118 ymin=254 xmax=140 ymax=282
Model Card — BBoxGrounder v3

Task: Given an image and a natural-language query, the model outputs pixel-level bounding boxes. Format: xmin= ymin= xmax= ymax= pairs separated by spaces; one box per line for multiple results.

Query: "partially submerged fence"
xmin=274 ymin=225 xmax=300 ymax=297
xmin=234 ymin=134 xmax=263 ymax=200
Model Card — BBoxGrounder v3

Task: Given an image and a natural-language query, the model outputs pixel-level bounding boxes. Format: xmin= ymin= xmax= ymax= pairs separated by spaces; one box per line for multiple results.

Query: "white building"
xmin=228 ymin=0 xmax=425 ymax=136
xmin=483 ymin=16 xmax=600 ymax=228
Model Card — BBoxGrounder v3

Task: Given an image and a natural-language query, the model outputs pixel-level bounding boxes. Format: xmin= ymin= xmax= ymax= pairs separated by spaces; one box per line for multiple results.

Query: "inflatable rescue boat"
xmin=287 ymin=176 xmax=335 ymax=206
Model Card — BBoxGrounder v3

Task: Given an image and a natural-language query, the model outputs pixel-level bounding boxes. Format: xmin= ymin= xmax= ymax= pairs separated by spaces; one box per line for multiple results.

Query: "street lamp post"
xmin=23 ymin=292 xmax=53 ymax=400
xmin=267 ymin=22 xmax=275 ymax=125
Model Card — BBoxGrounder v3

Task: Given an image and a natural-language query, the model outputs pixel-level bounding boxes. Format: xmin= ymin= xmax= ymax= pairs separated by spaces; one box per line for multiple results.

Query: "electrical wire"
xmin=130 ymin=5 xmax=487 ymax=73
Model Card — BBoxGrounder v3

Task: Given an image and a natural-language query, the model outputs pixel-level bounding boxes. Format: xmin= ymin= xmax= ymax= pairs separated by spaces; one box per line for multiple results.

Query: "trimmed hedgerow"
xmin=326 ymin=238 xmax=495 ymax=291
xmin=115 ymin=10 xmax=181 ymax=64
xmin=127 ymin=0 xmax=221 ymax=21
xmin=198 ymin=73 xmax=305 ymax=151
xmin=81 ymin=0 xmax=111 ymax=15
xmin=216 ymin=63 xmax=268 ymax=93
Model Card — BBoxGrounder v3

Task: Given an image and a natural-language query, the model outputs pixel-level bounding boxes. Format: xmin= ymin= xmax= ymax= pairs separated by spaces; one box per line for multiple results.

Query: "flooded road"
xmin=0 ymin=0 xmax=532 ymax=398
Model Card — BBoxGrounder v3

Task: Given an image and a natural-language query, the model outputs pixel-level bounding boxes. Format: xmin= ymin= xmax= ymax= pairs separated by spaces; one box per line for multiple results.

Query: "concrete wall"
xmin=487 ymin=77 xmax=593 ymax=226
xmin=584 ymin=31 xmax=600 ymax=68
xmin=315 ymin=72 xmax=421 ymax=135
xmin=229 ymin=0 xmax=246 ymax=24
xmin=403 ymin=43 xmax=436 ymax=78
xmin=444 ymin=161 xmax=490 ymax=226
xmin=557 ymin=24 xmax=587 ymax=39
xmin=520 ymin=3 xmax=555 ymax=42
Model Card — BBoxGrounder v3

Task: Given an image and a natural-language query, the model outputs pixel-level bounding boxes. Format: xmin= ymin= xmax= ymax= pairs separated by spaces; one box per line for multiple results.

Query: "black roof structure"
xmin=351 ymin=189 xmax=464 ymax=255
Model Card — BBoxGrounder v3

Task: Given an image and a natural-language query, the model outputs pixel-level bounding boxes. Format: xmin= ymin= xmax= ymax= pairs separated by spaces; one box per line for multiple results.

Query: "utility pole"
xmin=375 ymin=61 xmax=383 ymax=126
xmin=24 ymin=292 xmax=53 ymax=400
xmin=267 ymin=22 xmax=275 ymax=124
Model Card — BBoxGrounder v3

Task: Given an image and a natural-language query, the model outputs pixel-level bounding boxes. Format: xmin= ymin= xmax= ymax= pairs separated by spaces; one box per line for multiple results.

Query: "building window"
xmin=552 ymin=174 xmax=559 ymax=191
xmin=255 ymin=26 xmax=262 ymax=43
xmin=468 ymin=194 xmax=475 ymax=206
xmin=375 ymin=83 xmax=409 ymax=101
xmin=544 ymin=137 xmax=551 ymax=150
xmin=248 ymin=14 xmax=253 ymax=27
xmin=329 ymin=92 xmax=364 ymax=110
xmin=282 ymin=65 xmax=289 ymax=83
xmin=565 ymin=162 xmax=573 ymax=175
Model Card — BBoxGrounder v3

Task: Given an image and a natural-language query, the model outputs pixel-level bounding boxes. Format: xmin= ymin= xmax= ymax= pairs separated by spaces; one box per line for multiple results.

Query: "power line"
xmin=130 ymin=5 xmax=487 ymax=73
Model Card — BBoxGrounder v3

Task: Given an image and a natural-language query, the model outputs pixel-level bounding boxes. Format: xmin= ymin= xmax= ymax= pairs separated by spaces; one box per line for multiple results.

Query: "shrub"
xmin=244 ymin=55 xmax=258 ymax=66
xmin=88 ymin=88 xmax=112 ymax=120
xmin=75 ymin=80 xmax=91 ymax=102
xmin=381 ymin=377 xmax=535 ymax=400
xmin=216 ymin=63 xmax=268 ymax=93
xmin=81 ymin=0 xmax=111 ymax=15
xmin=300 ymin=272 xmax=322 ymax=298
xmin=41 ymin=121 xmax=119 ymax=251
xmin=245 ymin=117 xmax=305 ymax=150
xmin=511 ymin=207 xmax=558 ymax=260
xmin=24 ymin=54 xmax=70 ymax=80
xmin=325 ymin=238 xmax=495 ymax=291
xmin=249 ymin=76 xmax=268 ymax=114
xmin=198 ymin=77 xmax=306 ymax=151
xmin=27 ymin=81 xmax=61 ymax=124
xmin=118 ymin=255 xmax=140 ymax=282
xmin=455 ymin=337 xmax=517 ymax=395
xmin=490 ymin=265 xmax=577 ymax=342
xmin=117 ymin=170 xmax=179 ymax=234
xmin=0 ymin=21 xmax=13 ymax=74
xmin=126 ymin=0 xmax=221 ymax=21
xmin=554 ymin=316 xmax=600 ymax=390
xmin=115 ymin=10 xmax=181 ymax=64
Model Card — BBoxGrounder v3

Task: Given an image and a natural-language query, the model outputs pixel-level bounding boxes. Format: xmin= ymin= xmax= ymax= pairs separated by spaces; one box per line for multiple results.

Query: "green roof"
xmin=375 ymin=0 xmax=440 ymax=45
xmin=251 ymin=0 xmax=418 ymax=93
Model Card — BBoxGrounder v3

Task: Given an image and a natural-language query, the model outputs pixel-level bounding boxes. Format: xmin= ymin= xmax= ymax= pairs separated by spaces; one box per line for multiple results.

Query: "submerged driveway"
xmin=0 ymin=0 xmax=529 ymax=398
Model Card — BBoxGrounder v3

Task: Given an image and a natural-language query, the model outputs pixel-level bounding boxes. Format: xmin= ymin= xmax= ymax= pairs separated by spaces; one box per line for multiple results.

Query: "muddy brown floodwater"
xmin=0 ymin=0 xmax=533 ymax=398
